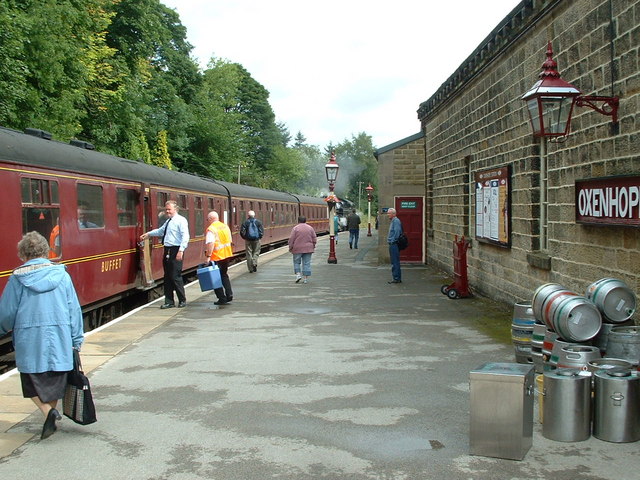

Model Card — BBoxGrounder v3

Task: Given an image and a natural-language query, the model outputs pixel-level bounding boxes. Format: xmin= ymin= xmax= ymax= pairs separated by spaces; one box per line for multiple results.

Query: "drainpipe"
xmin=540 ymin=137 xmax=547 ymax=251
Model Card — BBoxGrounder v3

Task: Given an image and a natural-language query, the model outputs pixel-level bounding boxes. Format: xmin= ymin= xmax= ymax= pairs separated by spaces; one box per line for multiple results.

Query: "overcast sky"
xmin=161 ymin=0 xmax=520 ymax=149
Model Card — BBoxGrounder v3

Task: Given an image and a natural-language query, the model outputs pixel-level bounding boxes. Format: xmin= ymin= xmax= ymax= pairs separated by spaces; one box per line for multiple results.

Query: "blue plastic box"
xmin=197 ymin=264 xmax=222 ymax=291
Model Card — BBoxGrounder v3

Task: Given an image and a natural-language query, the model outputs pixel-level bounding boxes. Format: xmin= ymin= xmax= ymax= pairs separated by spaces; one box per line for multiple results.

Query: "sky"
xmin=161 ymin=0 xmax=520 ymax=149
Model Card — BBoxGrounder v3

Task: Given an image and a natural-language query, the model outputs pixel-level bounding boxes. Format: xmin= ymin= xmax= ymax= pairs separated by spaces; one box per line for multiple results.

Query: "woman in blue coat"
xmin=0 ymin=232 xmax=84 ymax=439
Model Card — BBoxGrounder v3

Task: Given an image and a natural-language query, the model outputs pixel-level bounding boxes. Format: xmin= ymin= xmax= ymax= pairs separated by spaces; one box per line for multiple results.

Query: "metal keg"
xmin=531 ymin=347 xmax=544 ymax=374
xmin=606 ymin=326 xmax=640 ymax=365
xmin=514 ymin=343 xmax=533 ymax=364
xmin=531 ymin=323 xmax=546 ymax=349
xmin=593 ymin=368 xmax=640 ymax=442
xmin=542 ymin=329 xmax=558 ymax=356
xmin=552 ymin=296 xmax=602 ymax=342
xmin=543 ymin=369 xmax=592 ymax=442
xmin=532 ymin=283 xmax=566 ymax=325
xmin=512 ymin=302 xmax=536 ymax=327
xmin=593 ymin=320 xmax=635 ymax=355
xmin=549 ymin=339 xmax=580 ymax=366
xmin=586 ymin=278 xmax=637 ymax=323
xmin=557 ymin=345 xmax=601 ymax=369
xmin=587 ymin=358 xmax=634 ymax=373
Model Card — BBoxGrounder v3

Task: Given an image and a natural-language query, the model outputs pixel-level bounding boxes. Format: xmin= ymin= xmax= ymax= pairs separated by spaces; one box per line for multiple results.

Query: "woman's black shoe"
xmin=41 ymin=408 xmax=61 ymax=439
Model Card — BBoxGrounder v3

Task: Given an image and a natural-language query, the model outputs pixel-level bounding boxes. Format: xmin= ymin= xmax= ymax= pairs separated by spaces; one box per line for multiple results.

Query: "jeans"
xmin=389 ymin=243 xmax=401 ymax=281
xmin=293 ymin=253 xmax=312 ymax=276
xmin=349 ymin=229 xmax=360 ymax=248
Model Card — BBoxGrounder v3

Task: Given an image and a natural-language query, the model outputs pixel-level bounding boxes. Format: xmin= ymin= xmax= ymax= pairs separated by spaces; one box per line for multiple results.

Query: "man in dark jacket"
xmin=346 ymin=209 xmax=361 ymax=249
xmin=240 ymin=210 xmax=264 ymax=272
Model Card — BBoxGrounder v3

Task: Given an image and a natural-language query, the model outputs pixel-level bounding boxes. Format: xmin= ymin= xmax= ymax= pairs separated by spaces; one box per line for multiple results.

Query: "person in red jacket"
xmin=287 ymin=216 xmax=317 ymax=284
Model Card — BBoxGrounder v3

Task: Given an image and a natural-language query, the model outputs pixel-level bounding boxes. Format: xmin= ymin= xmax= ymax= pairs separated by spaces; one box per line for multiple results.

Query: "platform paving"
xmin=1 ymin=232 xmax=639 ymax=479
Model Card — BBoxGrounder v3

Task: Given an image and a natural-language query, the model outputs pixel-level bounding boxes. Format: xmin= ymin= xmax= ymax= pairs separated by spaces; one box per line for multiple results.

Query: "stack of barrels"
xmin=512 ymin=278 xmax=639 ymax=370
xmin=512 ymin=278 xmax=640 ymax=443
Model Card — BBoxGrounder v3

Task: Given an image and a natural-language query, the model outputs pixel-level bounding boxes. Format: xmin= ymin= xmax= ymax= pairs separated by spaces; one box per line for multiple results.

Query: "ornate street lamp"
xmin=325 ymin=152 xmax=339 ymax=264
xmin=365 ymin=183 xmax=374 ymax=237
xmin=522 ymin=42 xmax=619 ymax=138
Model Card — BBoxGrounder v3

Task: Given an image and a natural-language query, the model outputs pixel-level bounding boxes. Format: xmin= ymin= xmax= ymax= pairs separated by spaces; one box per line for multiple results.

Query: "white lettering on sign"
xmin=577 ymin=186 xmax=640 ymax=219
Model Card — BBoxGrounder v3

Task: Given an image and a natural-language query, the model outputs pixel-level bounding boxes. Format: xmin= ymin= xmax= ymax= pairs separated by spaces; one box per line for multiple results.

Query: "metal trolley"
xmin=440 ymin=235 xmax=472 ymax=299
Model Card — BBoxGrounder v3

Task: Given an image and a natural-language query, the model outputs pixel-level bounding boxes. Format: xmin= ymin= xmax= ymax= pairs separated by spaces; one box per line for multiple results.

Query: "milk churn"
xmin=593 ymin=368 xmax=640 ymax=443
xmin=543 ymin=369 xmax=591 ymax=442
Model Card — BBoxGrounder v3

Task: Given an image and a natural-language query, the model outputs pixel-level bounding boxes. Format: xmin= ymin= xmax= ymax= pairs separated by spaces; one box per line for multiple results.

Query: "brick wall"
xmin=419 ymin=0 xmax=640 ymax=307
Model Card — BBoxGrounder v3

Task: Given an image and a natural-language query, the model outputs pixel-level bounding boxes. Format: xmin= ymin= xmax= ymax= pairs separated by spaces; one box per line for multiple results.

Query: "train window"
xmin=194 ymin=196 xmax=204 ymax=234
xmin=21 ymin=178 xmax=59 ymax=205
xmin=116 ymin=188 xmax=138 ymax=227
xmin=177 ymin=194 xmax=189 ymax=224
xmin=208 ymin=198 xmax=214 ymax=210
xmin=156 ymin=192 xmax=169 ymax=225
xmin=77 ymin=184 xmax=104 ymax=228
xmin=50 ymin=182 xmax=59 ymax=204
xmin=20 ymin=177 xmax=61 ymax=258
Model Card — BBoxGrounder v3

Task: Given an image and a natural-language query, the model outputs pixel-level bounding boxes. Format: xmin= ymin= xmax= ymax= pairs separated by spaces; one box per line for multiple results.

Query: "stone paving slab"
xmin=0 ymin=233 xmax=638 ymax=479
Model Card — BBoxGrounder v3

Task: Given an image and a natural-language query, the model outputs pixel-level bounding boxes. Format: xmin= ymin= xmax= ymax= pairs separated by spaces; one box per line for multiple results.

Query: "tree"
xmin=100 ymin=0 xmax=200 ymax=162
xmin=0 ymin=0 xmax=119 ymax=140
xmin=125 ymin=127 xmax=151 ymax=164
xmin=334 ymin=133 xmax=377 ymax=205
xmin=152 ymin=130 xmax=173 ymax=169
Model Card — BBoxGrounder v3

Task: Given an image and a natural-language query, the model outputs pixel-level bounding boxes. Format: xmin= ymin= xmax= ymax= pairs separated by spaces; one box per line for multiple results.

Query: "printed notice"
xmin=474 ymin=166 xmax=511 ymax=247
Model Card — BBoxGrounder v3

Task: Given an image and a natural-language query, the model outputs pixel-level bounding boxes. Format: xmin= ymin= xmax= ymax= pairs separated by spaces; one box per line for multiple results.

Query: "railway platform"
xmin=1 ymin=232 xmax=639 ymax=479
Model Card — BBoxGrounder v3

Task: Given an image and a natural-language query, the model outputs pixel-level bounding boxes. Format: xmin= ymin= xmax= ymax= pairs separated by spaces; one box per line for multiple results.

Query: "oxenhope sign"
xmin=575 ymin=175 xmax=640 ymax=226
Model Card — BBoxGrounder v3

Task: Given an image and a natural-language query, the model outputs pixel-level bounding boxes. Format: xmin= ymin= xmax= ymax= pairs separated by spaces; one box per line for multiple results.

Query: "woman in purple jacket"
xmin=288 ymin=216 xmax=317 ymax=284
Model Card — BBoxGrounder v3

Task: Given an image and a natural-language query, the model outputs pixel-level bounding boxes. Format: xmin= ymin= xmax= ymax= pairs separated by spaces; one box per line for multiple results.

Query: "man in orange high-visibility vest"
xmin=204 ymin=211 xmax=233 ymax=305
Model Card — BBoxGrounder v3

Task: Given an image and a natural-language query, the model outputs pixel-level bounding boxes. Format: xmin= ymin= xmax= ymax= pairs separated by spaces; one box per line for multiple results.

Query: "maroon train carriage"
xmin=0 ymin=126 xmax=328 ymax=332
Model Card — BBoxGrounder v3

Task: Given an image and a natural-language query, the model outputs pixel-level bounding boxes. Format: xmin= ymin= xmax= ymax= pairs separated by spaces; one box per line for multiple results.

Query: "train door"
xmin=138 ymin=184 xmax=154 ymax=287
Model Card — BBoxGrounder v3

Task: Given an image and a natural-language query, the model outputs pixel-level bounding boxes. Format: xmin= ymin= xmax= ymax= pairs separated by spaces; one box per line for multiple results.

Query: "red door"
xmin=395 ymin=197 xmax=423 ymax=263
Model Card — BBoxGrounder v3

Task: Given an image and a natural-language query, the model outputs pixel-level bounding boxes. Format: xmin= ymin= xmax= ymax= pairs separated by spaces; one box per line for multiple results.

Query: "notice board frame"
xmin=474 ymin=165 xmax=511 ymax=248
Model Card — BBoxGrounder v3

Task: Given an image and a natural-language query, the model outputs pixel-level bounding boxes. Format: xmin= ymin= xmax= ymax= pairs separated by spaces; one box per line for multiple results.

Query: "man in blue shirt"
xmin=140 ymin=200 xmax=190 ymax=308
xmin=387 ymin=208 xmax=402 ymax=283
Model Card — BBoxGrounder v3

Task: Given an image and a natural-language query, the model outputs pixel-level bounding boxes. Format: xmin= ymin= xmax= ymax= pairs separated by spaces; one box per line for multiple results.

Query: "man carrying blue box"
xmin=204 ymin=211 xmax=233 ymax=306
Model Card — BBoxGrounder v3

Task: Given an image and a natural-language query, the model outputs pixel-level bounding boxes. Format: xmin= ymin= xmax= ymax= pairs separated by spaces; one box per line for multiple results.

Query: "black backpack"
xmin=397 ymin=232 xmax=409 ymax=250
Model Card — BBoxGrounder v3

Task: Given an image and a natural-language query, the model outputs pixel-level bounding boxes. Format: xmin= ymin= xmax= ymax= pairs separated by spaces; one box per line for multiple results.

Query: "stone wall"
xmin=419 ymin=0 xmax=639 ymax=306
xmin=375 ymin=132 xmax=426 ymax=262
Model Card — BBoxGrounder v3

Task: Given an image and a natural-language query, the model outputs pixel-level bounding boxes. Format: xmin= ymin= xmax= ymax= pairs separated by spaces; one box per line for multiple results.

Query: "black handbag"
xmin=63 ymin=349 xmax=97 ymax=425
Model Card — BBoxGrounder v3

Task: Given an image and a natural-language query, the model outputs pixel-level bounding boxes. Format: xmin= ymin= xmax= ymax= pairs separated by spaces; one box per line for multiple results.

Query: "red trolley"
xmin=440 ymin=235 xmax=472 ymax=299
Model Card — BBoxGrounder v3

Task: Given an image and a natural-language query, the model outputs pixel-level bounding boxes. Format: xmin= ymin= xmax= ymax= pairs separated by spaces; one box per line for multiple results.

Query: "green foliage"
xmin=125 ymin=128 xmax=151 ymax=163
xmin=0 ymin=0 xmax=377 ymax=195
xmin=152 ymin=130 xmax=173 ymax=169
xmin=334 ymin=133 xmax=377 ymax=208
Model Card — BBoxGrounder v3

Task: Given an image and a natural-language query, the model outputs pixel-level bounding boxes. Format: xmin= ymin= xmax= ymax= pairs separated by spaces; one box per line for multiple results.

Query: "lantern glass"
xmin=541 ymin=96 xmax=575 ymax=136
xmin=325 ymin=163 xmax=339 ymax=183
xmin=526 ymin=99 xmax=543 ymax=136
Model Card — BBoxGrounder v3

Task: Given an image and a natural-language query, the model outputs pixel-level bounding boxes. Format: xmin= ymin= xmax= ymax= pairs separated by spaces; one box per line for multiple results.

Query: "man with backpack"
xmin=387 ymin=208 xmax=402 ymax=284
xmin=240 ymin=210 xmax=264 ymax=273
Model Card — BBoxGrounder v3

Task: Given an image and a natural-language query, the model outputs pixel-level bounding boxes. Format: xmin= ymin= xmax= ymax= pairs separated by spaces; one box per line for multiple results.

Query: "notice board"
xmin=475 ymin=166 xmax=511 ymax=248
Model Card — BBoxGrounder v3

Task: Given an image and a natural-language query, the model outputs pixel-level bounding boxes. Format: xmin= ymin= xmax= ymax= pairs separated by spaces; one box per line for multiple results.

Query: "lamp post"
xmin=522 ymin=42 xmax=619 ymax=138
xmin=325 ymin=152 xmax=339 ymax=264
xmin=365 ymin=183 xmax=374 ymax=237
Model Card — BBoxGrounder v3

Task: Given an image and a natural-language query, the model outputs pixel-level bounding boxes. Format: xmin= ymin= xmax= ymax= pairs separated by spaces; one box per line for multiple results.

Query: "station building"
xmin=376 ymin=0 xmax=640 ymax=306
